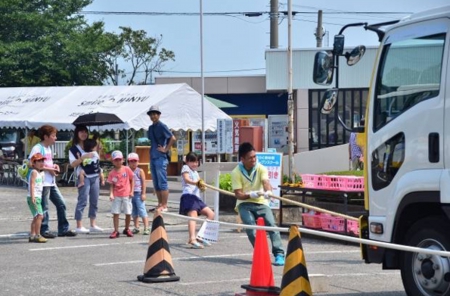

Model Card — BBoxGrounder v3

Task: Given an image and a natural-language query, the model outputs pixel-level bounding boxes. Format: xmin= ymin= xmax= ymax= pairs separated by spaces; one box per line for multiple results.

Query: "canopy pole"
xmin=200 ymin=0 xmax=206 ymax=201
xmin=126 ymin=130 xmax=129 ymax=164
xmin=24 ymin=127 xmax=29 ymax=159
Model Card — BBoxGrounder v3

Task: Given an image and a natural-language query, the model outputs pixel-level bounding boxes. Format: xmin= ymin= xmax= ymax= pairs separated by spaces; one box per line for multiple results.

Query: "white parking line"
xmin=93 ymin=253 xmax=255 ymax=266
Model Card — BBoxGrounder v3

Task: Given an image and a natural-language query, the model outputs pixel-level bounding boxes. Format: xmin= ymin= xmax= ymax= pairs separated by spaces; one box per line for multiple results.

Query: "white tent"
xmin=0 ymin=83 xmax=231 ymax=131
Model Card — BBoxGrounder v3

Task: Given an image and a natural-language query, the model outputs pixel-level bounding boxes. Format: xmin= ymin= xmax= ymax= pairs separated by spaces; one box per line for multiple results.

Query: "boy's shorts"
xmin=131 ymin=191 xmax=148 ymax=218
xmin=111 ymin=197 xmax=132 ymax=215
xmin=27 ymin=196 xmax=43 ymax=217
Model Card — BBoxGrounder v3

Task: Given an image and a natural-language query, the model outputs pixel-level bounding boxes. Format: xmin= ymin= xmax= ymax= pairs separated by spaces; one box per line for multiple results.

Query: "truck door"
xmin=367 ymin=18 xmax=448 ymax=242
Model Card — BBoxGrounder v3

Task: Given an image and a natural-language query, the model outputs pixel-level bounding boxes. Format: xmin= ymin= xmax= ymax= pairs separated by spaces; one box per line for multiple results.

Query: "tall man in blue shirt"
xmin=147 ymin=105 xmax=176 ymax=212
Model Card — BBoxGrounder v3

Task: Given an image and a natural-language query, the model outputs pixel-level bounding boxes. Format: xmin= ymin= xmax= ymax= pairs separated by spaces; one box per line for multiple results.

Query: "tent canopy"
xmin=0 ymin=84 xmax=231 ymax=131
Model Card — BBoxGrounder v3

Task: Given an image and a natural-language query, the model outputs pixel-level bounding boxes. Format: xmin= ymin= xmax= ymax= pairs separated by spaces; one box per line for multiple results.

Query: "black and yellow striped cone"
xmin=137 ymin=211 xmax=180 ymax=283
xmin=280 ymin=225 xmax=312 ymax=296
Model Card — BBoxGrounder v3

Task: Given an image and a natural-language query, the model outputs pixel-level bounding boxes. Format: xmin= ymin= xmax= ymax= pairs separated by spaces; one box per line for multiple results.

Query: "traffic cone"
xmin=137 ymin=210 xmax=180 ymax=283
xmin=280 ymin=225 xmax=312 ymax=296
xmin=236 ymin=217 xmax=280 ymax=296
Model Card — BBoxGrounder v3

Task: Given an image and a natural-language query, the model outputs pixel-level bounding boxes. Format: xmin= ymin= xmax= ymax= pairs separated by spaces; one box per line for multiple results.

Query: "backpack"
xmin=18 ymin=144 xmax=45 ymax=184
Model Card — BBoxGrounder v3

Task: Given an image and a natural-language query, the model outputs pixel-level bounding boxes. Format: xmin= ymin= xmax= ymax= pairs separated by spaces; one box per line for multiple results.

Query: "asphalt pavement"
xmin=0 ymin=183 xmax=407 ymax=296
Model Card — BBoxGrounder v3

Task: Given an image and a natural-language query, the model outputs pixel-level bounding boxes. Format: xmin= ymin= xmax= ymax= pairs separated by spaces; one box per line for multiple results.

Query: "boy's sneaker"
xmin=143 ymin=228 xmax=150 ymax=235
xmin=123 ymin=228 xmax=134 ymax=237
xmin=274 ymin=254 xmax=285 ymax=266
xmin=76 ymin=227 xmax=90 ymax=234
xmin=28 ymin=236 xmax=34 ymax=243
xmin=132 ymin=228 xmax=140 ymax=234
xmin=34 ymin=235 xmax=48 ymax=243
xmin=89 ymin=226 xmax=103 ymax=233
xmin=109 ymin=231 xmax=120 ymax=239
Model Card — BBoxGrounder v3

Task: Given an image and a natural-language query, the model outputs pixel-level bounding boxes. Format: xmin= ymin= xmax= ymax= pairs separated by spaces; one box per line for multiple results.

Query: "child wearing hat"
xmin=128 ymin=153 xmax=150 ymax=235
xmin=107 ymin=150 xmax=135 ymax=239
xmin=27 ymin=153 xmax=47 ymax=243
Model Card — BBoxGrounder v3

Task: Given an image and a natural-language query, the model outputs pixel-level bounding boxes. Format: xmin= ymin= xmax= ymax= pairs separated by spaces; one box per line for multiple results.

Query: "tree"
xmin=0 ymin=0 xmax=113 ymax=86
xmin=103 ymin=26 xmax=175 ymax=85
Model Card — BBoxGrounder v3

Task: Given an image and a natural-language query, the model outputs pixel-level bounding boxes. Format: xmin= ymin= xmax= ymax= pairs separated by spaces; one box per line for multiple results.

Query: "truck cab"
xmin=313 ymin=5 xmax=450 ymax=296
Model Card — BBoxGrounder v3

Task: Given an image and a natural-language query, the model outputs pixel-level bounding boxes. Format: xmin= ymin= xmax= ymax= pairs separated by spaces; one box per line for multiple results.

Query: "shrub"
xmin=219 ymin=173 xmax=232 ymax=192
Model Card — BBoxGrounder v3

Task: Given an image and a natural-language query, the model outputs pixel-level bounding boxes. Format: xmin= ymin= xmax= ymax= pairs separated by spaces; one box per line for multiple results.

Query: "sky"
xmin=83 ymin=0 xmax=449 ymax=83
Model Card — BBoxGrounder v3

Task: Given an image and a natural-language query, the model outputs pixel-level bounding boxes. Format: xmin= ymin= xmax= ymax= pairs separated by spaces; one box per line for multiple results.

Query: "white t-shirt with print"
xmin=29 ymin=144 xmax=55 ymax=186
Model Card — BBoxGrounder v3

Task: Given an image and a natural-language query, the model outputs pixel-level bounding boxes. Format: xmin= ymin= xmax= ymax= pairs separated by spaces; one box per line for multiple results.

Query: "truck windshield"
xmin=373 ymin=33 xmax=445 ymax=131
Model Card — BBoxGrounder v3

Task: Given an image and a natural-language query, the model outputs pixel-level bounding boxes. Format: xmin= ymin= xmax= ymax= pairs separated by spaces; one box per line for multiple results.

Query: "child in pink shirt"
xmin=107 ymin=150 xmax=135 ymax=239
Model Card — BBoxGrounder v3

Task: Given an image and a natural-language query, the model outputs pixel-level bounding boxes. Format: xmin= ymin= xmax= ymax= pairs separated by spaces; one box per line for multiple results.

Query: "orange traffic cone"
xmin=137 ymin=210 xmax=180 ymax=283
xmin=236 ymin=217 xmax=280 ymax=296
xmin=280 ymin=225 xmax=312 ymax=296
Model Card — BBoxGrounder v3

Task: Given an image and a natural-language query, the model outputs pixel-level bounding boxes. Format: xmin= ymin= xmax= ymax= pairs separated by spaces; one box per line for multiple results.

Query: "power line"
xmin=80 ymin=10 xmax=412 ymax=16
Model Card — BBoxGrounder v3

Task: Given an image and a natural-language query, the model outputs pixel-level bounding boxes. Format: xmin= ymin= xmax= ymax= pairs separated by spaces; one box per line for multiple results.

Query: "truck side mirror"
xmin=345 ymin=45 xmax=366 ymax=66
xmin=320 ymin=88 xmax=338 ymax=115
xmin=313 ymin=51 xmax=334 ymax=85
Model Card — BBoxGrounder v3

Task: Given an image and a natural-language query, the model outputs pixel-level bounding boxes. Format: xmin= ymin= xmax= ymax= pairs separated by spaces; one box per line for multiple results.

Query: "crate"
xmin=301 ymin=213 xmax=322 ymax=229
xmin=301 ymin=174 xmax=364 ymax=191
xmin=347 ymin=219 xmax=360 ymax=236
xmin=300 ymin=174 xmax=330 ymax=189
xmin=342 ymin=176 xmax=364 ymax=191
xmin=320 ymin=215 xmax=360 ymax=235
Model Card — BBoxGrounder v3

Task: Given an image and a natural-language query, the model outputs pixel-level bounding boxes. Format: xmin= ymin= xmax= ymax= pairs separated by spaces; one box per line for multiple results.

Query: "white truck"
xmin=313 ymin=5 xmax=450 ymax=296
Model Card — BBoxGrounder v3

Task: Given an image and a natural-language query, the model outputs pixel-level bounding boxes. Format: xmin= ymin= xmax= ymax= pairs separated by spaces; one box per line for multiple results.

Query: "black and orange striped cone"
xmin=280 ymin=225 xmax=312 ymax=296
xmin=137 ymin=210 xmax=180 ymax=283
xmin=236 ymin=217 xmax=280 ymax=296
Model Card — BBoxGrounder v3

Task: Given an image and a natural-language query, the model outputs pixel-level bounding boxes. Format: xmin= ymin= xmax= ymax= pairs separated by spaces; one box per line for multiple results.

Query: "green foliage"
xmin=0 ymin=0 xmax=114 ymax=86
xmin=283 ymin=173 xmax=302 ymax=183
xmin=103 ymin=26 xmax=175 ymax=85
xmin=0 ymin=2 xmax=175 ymax=87
xmin=219 ymin=173 xmax=232 ymax=192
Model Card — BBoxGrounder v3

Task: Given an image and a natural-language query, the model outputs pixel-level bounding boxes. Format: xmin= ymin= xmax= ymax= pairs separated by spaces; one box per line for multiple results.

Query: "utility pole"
xmin=270 ymin=0 xmax=279 ymax=48
xmin=315 ymin=10 xmax=324 ymax=48
xmin=287 ymin=0 xmax=294 ymax=179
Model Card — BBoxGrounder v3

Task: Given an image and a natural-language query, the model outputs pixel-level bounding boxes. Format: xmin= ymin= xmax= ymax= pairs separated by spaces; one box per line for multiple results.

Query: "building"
xmin=155 ymin=46 xmax=378 ymax=153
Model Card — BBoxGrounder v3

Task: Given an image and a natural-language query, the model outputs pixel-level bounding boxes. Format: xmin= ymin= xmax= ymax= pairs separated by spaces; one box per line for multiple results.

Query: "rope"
xmin=201 ymin=182 xmax=358 ymax=221
xmin=161 ymin=211 xmax=450 ymax=258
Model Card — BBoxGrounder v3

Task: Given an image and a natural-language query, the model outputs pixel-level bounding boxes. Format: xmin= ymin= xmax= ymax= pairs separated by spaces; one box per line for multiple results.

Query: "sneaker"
xmin=76 ymin=227 xmax=90 ymax=234
xmin=41 ymin=232 xmax=56 ymax=239
xmin=109 ymin=231 xmax=120 ymax=239
xmin=89 ymin=226 xmax=103 ymax=233
xmin=59 ymin=230 xmax=77 ymax=237
xmin=34 ymin=235 xmax=48 ymax=243
xmin=123 ymin=228 xmax=134 ymax=237
xmin=143 ymin=228 xmax=150 ymax=235
xmin=132 ymin=228 xmax=140 ymax=234
xmin=28 ymin=236 xmax=34 ymax=243
xmin=274 ymin=254 xmax=285 ymax=266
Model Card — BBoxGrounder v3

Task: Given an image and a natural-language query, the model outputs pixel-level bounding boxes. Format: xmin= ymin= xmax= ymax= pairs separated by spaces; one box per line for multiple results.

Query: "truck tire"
xmin=400 ymin=217 xmax=450 ymax=296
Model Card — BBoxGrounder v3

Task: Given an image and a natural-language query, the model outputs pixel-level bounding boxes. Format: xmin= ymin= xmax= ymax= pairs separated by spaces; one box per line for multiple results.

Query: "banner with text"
xmin=256 ymin=152 xmax=282 ymax=209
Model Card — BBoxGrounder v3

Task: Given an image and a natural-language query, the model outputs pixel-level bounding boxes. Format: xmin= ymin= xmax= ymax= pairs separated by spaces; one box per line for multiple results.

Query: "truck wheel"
xmin=400 ymin=217 xmax=450 ymax=296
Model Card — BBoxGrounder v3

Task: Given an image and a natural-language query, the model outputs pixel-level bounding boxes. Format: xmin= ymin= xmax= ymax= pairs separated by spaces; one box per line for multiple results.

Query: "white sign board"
xmin=268 ymin=115 xmax=289 ymax=153
xmin=191 ymin=131 xmax=218 ymax=155
xmin=216 ymin=119 xmax=233 ymax=154
xmin=256 ymin=152 xmax=282 ymax=209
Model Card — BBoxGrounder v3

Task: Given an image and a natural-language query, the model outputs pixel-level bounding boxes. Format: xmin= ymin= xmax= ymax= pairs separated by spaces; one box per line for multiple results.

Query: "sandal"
xmin=197 ymin=238 xmax=212 ymax=247
xmin=187 ymin=240 xmax=204 ymax=249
